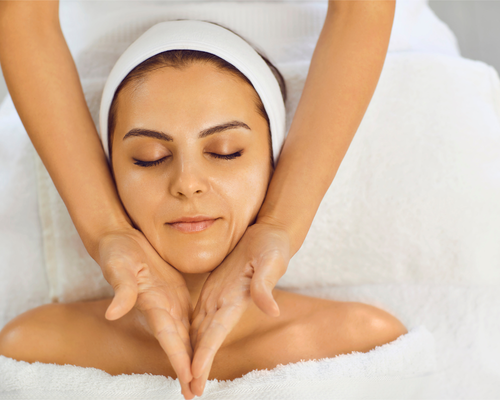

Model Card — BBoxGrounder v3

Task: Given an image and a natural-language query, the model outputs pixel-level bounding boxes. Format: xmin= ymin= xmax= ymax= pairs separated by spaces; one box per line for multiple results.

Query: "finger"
xmin=191 ymin=305 xmax=242 ymax=397
xmin=193 ymin=311 xmax=215 ymax=355
xmin=179 ymin=377 xmax=195 ymax=400
xmin=181 ymin=303 xmax=191 ymax=335
xmin=104 ymin=266 xmax=138 ymax=321
xmin=190 ymin=314 xmax=216 ymax=397
xmin=189 ymin=328 xmax=213 ymax=396
xmin=192 ymin=305 xmax=241 ymax=380
xmin=251 ymin=254 xmax=288 ymax=317
xmin=189 ymin=308 xmax=206 ymax=350
xmin=190 ymin=291 xmax=215 ymax=350
xmin=144 ymin=307 xmax=193 ymax=384
xmin=174 ymin=317 xmax=193 ymax=360
xmin=157 ymin=325 xmax=193 ymax=384
xmin=190 ymin=355 xmax=213 ymax=397
xmin=166 ymin=301 xmax=193 ymax=359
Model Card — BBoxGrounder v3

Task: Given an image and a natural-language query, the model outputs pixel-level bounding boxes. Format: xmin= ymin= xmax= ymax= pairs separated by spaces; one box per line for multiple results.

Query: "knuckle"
xmin=112 ymin=280 xmax=134 ymax=293
xmin=154 ymin=323 xmax=176 ymax=339
xmin=261 ymin=276 xmax=276 ymax=288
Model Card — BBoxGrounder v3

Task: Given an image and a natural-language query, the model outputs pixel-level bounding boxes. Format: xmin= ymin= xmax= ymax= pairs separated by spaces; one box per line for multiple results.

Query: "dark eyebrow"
xmin=123 ymin=128 xmax=173 ymax=142
xmin=198 ymin=120 xmax=251 ymax=138
xmin=123 ymin=120 xmax=251 ymax=142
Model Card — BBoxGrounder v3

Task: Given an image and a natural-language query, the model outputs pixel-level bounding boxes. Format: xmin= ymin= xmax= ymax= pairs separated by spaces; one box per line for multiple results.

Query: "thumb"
xmin=104 ymin=264 xmax=139 ymax=321
xmin=250 ymin=252 xmax=288 ymax=317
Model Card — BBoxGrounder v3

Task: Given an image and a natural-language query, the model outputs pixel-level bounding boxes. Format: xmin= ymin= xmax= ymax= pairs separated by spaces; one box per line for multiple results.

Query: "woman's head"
xmin=100 ymin=20 xmax=286 ymax=274
xmin=108 ymin=49 xmax=286 ymax=166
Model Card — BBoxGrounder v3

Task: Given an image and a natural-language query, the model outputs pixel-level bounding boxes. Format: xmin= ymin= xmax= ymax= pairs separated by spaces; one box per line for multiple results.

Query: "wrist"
xmin=79 ymin=215 xmax=134 ymax=263
xmin=254 ymin=215 xmax=299 ymax=256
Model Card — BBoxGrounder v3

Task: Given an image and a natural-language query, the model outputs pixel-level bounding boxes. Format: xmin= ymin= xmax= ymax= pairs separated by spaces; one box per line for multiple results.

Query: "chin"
xmin=162 ymin=249 xmax=227 ymax=274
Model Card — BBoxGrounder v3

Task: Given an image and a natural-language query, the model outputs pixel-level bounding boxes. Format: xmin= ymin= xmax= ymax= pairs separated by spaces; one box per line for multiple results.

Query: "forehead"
xmin=114 ymin=63 xmax=262 ymax=137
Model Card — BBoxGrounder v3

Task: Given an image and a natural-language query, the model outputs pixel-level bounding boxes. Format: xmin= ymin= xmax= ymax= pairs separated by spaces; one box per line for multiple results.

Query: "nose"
xmin=169 ymin=156 xmax=209 ymax=199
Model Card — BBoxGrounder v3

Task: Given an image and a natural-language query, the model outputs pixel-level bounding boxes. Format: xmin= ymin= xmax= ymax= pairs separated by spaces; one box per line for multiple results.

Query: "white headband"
xmin=98 ymin=20 xmax=286 ymax=163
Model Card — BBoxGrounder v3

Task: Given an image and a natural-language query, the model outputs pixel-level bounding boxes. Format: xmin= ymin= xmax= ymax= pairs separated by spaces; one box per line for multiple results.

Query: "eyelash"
xmin=210 ymin=151 xmax=242 ymax=161
xmin=133 ymin=157 xmax=168 ymax=168
xmin=133 ymin=151 xmax=242 ymax=167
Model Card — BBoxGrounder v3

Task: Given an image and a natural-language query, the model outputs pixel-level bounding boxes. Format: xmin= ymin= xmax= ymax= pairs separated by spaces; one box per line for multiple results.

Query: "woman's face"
xmin=111 ymin=62 xmax=272 ymax=273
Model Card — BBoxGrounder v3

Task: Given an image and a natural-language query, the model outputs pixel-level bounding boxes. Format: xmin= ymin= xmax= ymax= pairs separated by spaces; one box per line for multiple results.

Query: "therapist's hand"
xmin=189 ymin=222 xmax=291 ymax=396
xmin=97 ymin=228 xmax=195 ymax=399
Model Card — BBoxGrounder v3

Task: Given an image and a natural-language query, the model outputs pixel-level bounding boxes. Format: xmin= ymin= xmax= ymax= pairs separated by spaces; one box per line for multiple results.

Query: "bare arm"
xmin=258 ymin=1 xmax=396 ymax=254
xmin=0 ymin=1 xmax=128 ymax=254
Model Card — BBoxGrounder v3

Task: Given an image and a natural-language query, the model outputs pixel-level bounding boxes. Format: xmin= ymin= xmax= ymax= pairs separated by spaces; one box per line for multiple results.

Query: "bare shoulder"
xmin=329 ymin=301 xmax=408 ymax=353
xmin=0 ymin=300 xmax=109 ymax=365
xmin=275 ymin=291 xmax=407 ymax=357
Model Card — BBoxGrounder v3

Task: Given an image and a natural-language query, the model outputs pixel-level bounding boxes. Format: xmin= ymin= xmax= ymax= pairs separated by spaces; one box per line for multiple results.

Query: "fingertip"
xmin=252 ymin=286 xmax=280 ymax=317
xmin=180 ymin=380 xmax=196 ymax=400
xmin=179 ymin=370 xmax=195 ymax=399
xmin=191 ymin=356 xmax=207 ymax=380
xmin=190 ymin=377 xmax=207 ymax=397
xmin=106 ymin=289 xmax=136 ymax=320
xmin=105 ymin=302 xmax=122 ymax=321
xmin=262 ymin=301 xmax=280 ymax=317
xmin=270 ymin=301 xmax=280 ymax=317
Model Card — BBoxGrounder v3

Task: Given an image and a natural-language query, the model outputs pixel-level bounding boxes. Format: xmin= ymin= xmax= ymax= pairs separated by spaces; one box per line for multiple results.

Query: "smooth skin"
xmin=0 ymin=0 xmax=396 ymax=397
xmin=0 ymin=64 xmax=407 ymax=399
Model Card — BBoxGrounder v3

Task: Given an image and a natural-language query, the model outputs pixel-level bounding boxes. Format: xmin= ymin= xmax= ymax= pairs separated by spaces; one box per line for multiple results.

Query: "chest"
xmin=112 ymin=323 xmax=319 ymax=381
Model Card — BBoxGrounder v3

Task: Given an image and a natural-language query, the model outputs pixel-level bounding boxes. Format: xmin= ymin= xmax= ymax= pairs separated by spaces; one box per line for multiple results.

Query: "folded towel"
xmin=0 ymin=326 xmax=436 ymax=400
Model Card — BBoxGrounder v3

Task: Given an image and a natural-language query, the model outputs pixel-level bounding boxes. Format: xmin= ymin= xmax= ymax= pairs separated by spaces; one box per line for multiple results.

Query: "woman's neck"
xmin=182 ymin=272 xmax=210 ymax=306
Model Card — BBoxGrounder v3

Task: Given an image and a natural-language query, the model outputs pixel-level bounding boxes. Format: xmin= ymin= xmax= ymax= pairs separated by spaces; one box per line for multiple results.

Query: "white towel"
xmin=0 ymin=326 xmax=436 ymax=400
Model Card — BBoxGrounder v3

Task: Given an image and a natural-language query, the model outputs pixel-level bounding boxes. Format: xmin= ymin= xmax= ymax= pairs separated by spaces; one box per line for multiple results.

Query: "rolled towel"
xmin=0 ymin=326 xmax=436 ymax=400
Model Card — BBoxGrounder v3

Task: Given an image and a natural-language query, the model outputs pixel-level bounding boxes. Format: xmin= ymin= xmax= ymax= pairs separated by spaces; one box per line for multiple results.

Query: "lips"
xmin=167 ymin=216 xmax=218 ymax=233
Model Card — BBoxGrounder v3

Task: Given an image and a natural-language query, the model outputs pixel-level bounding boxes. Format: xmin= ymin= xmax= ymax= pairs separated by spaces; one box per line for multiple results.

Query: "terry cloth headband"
xmin=99 ymin=20 xmax=286 ymax=163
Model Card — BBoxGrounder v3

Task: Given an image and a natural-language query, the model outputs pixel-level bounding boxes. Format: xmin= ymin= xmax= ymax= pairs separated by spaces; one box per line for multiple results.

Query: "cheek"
xmin=114 ymin=166 xmax=164 ymax=230
xmin=217 ymin=157 xmax=270 ymax=230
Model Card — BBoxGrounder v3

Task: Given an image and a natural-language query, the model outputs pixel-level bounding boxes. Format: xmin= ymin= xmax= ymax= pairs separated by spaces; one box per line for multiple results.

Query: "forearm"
xmin=257 ymin=1 xmax=395 ymax=254
xmin=0 ymin=2 xmax=130 ymax=260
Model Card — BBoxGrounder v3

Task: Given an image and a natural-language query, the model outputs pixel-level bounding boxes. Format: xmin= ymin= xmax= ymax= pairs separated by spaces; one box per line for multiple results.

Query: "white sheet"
xmin=58 ymin=0 xmax=460 ymax=66
xmin=0 ymin=100 xmax=50 ymax=327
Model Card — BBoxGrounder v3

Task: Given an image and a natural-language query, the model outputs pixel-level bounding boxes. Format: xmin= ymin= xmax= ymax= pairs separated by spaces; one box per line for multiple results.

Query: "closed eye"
xmin=133 ymin=156 xmax=169 ymax=167
xmin=210 ymin=151 xmax=242 ymax=160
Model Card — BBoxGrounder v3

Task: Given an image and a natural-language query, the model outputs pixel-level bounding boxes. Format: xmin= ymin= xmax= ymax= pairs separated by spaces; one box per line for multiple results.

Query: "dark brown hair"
xmin=107 ymin=24 xmax=286 ymax=166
